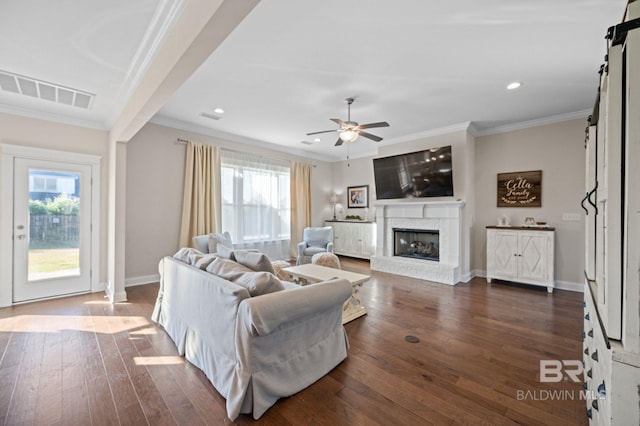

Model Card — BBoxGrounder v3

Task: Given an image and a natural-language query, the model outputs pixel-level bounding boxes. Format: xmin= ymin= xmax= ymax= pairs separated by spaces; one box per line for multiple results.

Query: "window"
xmin=221 ymin=150 xmax=291 ymax=245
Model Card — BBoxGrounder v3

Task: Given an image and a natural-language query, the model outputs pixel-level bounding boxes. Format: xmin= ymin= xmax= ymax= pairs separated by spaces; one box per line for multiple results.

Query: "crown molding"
xmin=473 ymin=109 xmax=591 ymax=137
xmin=105 ymin=0 xmax=187 ymax=128
xmin=0 ymin=103 xmax=107 ymax=130
xmin=383 ymin=122 xmax=474 ymax=146
xmin=150 ymin=115 xmax=338 ymax=162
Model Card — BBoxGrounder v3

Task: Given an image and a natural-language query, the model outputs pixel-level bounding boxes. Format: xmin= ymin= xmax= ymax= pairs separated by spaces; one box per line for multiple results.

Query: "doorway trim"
xmin=0 ymin=144 xmax=101 ymax=307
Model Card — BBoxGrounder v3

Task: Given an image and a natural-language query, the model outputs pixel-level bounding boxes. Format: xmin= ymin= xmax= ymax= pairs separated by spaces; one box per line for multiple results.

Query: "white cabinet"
xmin=486 ymin=227 xmax=555 ymax=293
xmin=325 ymin=221 xmax=376 ymax=259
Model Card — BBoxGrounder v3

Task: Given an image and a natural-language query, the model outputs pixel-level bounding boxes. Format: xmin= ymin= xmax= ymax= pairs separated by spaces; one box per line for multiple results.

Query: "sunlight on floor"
xmin=0 ymin=314 xmax=154 ymax=334
xmin=133 ymin=356 xmax=184 ymax=366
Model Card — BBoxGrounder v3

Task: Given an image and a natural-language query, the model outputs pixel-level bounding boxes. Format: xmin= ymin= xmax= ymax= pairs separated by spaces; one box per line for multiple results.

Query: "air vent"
xmin=0 ymin=70 xmax=94 ymax=109
xmin=199 ymin=112 xmax=222 ymax=120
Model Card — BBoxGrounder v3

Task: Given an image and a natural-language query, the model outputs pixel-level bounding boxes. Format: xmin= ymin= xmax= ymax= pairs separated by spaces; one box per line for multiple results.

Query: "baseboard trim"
xmin=472 ymin=271 xmax=583 ymax=292
xmin=460 ymin=270 xmax=476 ymax=283
xmin=125 ymin=274 xmax=160 ymax=288
xmin=554 ymin=280 xmax=584 ymax=293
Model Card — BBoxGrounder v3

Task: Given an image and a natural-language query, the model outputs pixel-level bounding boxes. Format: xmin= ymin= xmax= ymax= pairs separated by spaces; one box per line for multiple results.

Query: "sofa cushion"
xmin=303 ymin=246 xmax=327 ymax=256
xmin=233 ymin=251 xmax=276 ymax=275
xmin=206 ymin=258 xmax=284 ymax=297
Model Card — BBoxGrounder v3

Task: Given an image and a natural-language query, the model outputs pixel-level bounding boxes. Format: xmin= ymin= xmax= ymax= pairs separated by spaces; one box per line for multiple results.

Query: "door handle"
xmin=580 ymin=192 xmax=589 ymax=214
xmin=587 ymin=183 xmax=598 ymax=214
xmin=16 ymin=235 xmax=26 ymax=240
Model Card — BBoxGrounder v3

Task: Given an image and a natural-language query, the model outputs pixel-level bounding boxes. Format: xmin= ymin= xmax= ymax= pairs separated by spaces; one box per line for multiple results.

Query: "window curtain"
xmin=178 ymin=141 xmax=221 ymax=247
xmin=221 ymin=150 xmax=291 ymax=260
xmin=290 ymin=161 xmax=311 ymax=258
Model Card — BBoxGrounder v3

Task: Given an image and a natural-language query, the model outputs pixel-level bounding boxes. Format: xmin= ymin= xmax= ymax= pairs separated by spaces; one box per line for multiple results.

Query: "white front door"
xmin=13 ymin=158 xmax=93 ymax=302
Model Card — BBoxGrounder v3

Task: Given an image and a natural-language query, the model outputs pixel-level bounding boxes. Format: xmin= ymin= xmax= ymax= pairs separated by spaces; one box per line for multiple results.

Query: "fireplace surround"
xmin=370 ymin=200 xmax=465 ymax=285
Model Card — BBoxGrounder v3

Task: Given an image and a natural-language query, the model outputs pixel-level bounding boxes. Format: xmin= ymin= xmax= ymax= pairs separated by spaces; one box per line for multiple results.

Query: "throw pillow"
xmin=207 ymin=231 xmax=233 ymax=253
xmin=194 ymin=253 xmax=217 ymax=270
xmin=192 ymin=235 xmax=209 ymax=253
xmin=233 ymin=251 xmax=276 ymax=275
xmin=216 ymin=243 xmax=235 ymax=259
xmin=206 ymin=258 xmax=284 ymax=296
xmin=173 ymin=247 xmax=203 ymax=263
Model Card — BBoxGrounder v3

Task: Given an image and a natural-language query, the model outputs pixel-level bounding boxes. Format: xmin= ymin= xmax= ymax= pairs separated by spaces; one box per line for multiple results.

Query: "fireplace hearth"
xmin=394 ymin=228 xmax=439 ymax=261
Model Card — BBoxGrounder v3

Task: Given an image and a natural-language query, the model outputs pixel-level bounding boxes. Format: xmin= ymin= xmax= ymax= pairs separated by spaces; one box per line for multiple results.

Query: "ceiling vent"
xmin=0 ymin=70 xmax=94 ymax=109
xmin=199 ymin=112 xmax=222 ymax=120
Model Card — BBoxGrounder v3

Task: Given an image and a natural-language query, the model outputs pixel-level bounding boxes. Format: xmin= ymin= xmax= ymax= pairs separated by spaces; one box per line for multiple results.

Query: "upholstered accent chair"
xmin=296 ymin=227 xmax=334 ymax=265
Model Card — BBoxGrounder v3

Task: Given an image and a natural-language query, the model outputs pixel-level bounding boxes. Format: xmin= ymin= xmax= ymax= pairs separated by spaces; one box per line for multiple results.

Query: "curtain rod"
xmin=176 ymin=137 xmax=315 ymax=167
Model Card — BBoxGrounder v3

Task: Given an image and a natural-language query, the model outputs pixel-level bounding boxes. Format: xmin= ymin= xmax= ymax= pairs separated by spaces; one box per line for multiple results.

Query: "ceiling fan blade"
xmin=358 ymin=121 xmax=390 ymax=130
xmin=334 ymin=138 xmax=344 ymax=146
xmin=330 ymin=118 xmax=345 ymax=127
xmin=307 ymin=129 xmax=337 ymax=135
xmin=359 ymin=131 xmax=383 ymax=142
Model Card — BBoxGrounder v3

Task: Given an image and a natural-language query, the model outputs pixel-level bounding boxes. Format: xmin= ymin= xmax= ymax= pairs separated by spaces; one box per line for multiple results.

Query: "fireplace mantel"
xmin=370 ymin=200 xmax=465 ymax=285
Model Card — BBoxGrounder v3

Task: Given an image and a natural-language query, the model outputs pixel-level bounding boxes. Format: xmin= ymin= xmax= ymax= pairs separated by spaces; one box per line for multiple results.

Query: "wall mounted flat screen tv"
xmin=373 ymin=145 xmax=454 ymax=200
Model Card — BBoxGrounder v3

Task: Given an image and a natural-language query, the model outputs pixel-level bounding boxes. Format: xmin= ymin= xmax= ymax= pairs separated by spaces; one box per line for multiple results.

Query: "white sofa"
xmin=151 ymin=255 xmax=352 ymax=420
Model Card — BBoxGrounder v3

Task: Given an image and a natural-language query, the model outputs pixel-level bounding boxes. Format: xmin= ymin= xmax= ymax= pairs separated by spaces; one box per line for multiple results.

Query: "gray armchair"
xmin=296 ymin=227 xmax=334 ymax=265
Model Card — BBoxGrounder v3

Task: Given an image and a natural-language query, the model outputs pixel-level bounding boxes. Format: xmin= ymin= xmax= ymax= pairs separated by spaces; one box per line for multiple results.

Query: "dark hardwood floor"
xmin=0 ymin=257 xmax=587 ymax=425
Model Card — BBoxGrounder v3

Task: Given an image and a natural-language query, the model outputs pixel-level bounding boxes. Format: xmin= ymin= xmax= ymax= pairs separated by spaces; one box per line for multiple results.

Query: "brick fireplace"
xmin=370 ymin=200 xmax=465 ymax=285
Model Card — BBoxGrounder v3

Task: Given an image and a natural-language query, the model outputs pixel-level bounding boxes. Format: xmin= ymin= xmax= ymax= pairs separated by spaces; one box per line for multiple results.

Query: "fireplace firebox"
xmin=393 ymin=228 xmax=439 ymax=261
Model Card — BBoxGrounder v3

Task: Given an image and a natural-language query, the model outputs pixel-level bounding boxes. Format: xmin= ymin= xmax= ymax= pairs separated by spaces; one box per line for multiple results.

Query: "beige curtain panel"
xmin=178 ymin=141 xmax=222 ymax=247
xmin=290 ymin=161 xmax=312 ymax=258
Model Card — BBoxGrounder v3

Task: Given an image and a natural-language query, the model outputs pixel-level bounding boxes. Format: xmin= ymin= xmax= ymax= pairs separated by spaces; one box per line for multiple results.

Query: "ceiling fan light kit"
xmin=339 ymin=129 xmax=359 ymax=142
xmin=307 ymin=97 xmax=389 ymax=146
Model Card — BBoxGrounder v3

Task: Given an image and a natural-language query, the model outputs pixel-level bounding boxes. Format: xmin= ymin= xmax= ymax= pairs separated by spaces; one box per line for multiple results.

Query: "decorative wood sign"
xmin=497 ymin=170 xmax=541 ymax=207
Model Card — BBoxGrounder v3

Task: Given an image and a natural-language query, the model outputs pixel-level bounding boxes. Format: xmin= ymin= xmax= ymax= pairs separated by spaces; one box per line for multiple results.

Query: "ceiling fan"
xmin=307 ymin=98 xmax=390 ymax=146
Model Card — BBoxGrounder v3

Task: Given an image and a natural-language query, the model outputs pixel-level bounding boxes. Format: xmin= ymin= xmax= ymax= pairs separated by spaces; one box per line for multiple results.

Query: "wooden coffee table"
xmin=282 ymin=263 xmax=369 ymax=324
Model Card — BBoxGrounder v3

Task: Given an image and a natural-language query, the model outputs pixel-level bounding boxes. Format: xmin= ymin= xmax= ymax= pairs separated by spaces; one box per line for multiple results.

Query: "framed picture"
xmin=497 ymin=170 xmax=542 ymax=207
xmin=347 ymin=185 xmax=369 ymax=208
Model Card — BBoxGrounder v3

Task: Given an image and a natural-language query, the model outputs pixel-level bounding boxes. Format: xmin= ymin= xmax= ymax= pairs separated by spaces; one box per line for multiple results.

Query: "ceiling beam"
xmin=109 ymin=0 xmax=260 ymax=143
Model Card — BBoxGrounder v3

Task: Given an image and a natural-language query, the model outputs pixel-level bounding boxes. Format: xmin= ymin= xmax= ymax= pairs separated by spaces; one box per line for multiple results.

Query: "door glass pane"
xmin=28 ymin=169 xmax=81 ymax=281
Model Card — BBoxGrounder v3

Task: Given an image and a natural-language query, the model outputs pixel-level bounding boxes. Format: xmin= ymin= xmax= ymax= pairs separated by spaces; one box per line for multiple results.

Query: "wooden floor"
xmin=0 ymin=258 xmax=587 ymax=425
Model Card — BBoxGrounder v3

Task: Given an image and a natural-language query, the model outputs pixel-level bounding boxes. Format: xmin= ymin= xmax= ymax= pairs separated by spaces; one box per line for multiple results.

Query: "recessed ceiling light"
xmin=314 ymin=138 xmax=320 ymax=142
xmin=507 ymin=82 xmax=522 ymax=90
xmin=213 ymin=107 xmax=224 ymax=114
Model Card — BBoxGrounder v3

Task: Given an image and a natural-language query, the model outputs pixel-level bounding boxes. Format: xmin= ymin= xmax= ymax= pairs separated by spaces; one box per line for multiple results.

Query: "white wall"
xmin=473 ymin=118 xmax=586 ymax=288
xmin=0 ymin=112 xmax=110 ymax=286
xmin=125 ymin=122 xmax=333 ymax=280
